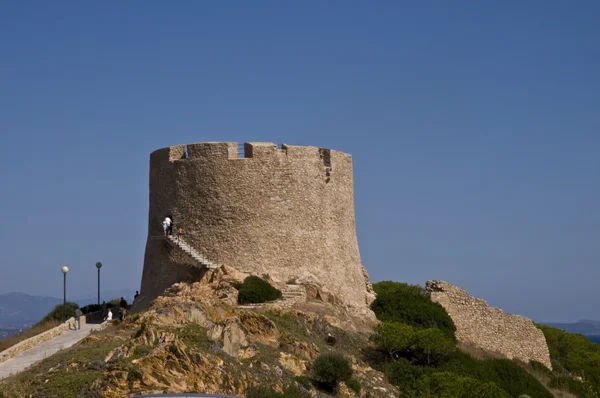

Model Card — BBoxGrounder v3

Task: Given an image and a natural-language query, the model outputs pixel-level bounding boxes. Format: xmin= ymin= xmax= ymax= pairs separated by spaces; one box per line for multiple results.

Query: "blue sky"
xmin=0 ymin=1 xmax=598 ymax=323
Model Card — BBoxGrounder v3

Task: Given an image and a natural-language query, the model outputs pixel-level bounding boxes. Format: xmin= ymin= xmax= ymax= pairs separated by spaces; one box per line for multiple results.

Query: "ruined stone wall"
xmin=426 ymin=280 xmax=552 ymax=370
xmin=139 ymin=142 xmax=375 ymax=316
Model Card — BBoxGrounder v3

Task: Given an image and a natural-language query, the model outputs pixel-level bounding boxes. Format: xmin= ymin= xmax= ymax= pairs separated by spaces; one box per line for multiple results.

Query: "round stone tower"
xmin=138 ymin=142 xmax=374 ymax=313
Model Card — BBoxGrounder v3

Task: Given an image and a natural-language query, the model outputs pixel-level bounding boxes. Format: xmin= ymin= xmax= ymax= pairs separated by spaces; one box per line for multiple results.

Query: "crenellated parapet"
xmin=150 ymin=141 xmax=349 ymax=166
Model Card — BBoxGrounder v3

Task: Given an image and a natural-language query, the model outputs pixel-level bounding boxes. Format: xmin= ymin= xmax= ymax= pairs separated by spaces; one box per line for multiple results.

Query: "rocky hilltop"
xmin=3 ymin=270 xmax=593 ymax=397
xmin=0 ymin=265 xmax=396 ymax=398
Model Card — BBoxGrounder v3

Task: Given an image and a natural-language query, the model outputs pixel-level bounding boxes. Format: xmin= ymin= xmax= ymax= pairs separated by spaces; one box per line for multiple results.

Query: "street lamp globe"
xmin=61 ymin=266 xmax=69 ymax=274
xmin=96 ymin=262 xmax=102 ymax=269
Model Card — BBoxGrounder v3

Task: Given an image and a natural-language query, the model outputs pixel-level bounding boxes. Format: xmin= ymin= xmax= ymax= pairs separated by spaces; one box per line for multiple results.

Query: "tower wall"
xmin=139 ymin=142 xmax=373 ymax=312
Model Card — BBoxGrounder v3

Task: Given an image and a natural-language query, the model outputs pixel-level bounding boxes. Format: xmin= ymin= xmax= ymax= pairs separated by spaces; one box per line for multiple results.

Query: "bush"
xmin=549 ymin=375 xmax=584 ymax=395
xmin=293 ymin=376 xmax=312 ymax=390
xmin=235 ymin=276 xmax=282 ymax=304
xmin=440 ymin=352 xmax=553 ymax=398
xmin=131 ymin=344 xmax=152 ymax=360
xmin=346 ymin=377 xmax=361 ymax=394
xmin=370 ymin=322 xmax=455 ymax=365
xmin=178 ymin=324 xmax=212 ymax=350
xmin=529 ymin=360 xmax=552 ymax=376
xmin=376 ymin=357 xmax=431 ymax=391
xmin=246 ymin=384 xmax=311 ymax=398
xmin=409 ymin=328 xmax=456 ymax=366
xmin=371 ymin=281 xmax=456 ymax=339
xmin=310 ymin=353 xmax=353 ymax=392
xmin=374 ymin=345 xmax=552 ymax=397
xmin=126 ymin=364 xmax=143 ymax=389
xmin=406 ymin=371 xmax=510 ymax=398
xmin=79 ymin=304 xmax=102 ymax=314
xmin=38 ymin=302 xmax=79 ymax=323
xmin=538 ymin=324 xmax=600 ymax=393
xmin=370 ymin=322 xmax=415 ymax=358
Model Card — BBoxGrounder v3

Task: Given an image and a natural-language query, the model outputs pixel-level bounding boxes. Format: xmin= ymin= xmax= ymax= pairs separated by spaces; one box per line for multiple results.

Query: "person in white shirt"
xmin=104 ymin=309 xmax=113 ymax=321
xmin=165 ymin=215 xmax=173 ymax=235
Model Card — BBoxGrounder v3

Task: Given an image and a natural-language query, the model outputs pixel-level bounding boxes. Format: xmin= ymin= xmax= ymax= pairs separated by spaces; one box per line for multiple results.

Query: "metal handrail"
xmin=163 ymin=235 xmax=217 ymax=268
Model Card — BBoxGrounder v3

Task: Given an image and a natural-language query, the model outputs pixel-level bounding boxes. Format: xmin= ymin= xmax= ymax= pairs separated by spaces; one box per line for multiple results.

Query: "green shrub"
xmin=346 ymin=377 xmax=361 ymax=394
xmin=126 ymin=364 xmax=143 ymax=389
xmin=246 ymin=384 xmax=311 ymax=398
xmin=310 ymin=353 xmax=353 ymax=392
xmin=40 ymin=370 xmax=104 ymax=397
xmin=39 ymin=302 xmax=79 ymax=323
xmin=377 ymin=348 xmax=551 ymax=397
xmin=376 ymin=357 xmax=431 ymax=390
xmin=409 ymin=328 xmax=456 ymax=366
xmin=406 ymin=371 xmax=510 ymax=398
xmin=235 ymin=276 xmax=283 ymax=304
xmin=178 ymin=324 xmax=212 ymax=350
xmin=293 ymin=375 xmax=312 ymax=390
xmin=370 ymin=322 xmax=415 ymax=358
xmin=529 ymin=360 xmax=552 ymax=376
xmin=79 ymin=303 xmax=102 ymax=314
xmin=549 ymin=375 xmax=584 ymax=395
xmin=440 ymin=352 xmax=553 ymax=398
xmin=370 ymin=322 xmax=455 ymax=365
xmin=371 ymin=281 xmax=456 ymax=339
xmin=538 ymin=324 xmax=600 ymax=393
xmin=131 ymin=344 xmax=152 ymax=360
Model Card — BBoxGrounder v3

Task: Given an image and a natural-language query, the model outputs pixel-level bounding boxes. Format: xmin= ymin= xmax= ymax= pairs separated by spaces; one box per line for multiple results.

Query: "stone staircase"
xmin=236 ymin=284 xmax=306 ymax=309
xmin=165 ymin=235 xmax=219 ymax=269
xmin=281 ymin=284 xmax=306 ymax=301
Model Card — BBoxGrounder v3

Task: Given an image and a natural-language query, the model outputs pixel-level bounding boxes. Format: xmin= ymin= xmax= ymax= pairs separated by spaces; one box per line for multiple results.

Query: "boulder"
xmin=222 ymin=317 xmax=258 ymax=359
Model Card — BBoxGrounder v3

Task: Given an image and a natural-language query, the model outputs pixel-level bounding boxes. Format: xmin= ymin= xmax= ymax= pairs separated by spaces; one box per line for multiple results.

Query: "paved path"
xmin=0 ymin=323 xmax=96 ymax=380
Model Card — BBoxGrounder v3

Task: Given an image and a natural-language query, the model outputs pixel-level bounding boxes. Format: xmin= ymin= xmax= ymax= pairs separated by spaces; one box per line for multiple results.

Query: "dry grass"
xmin=0 ymin=320 xmax=61 ymax=353
xmin=549 ymin=389 xmax=579 ymax=398
xmin=456 ymin=341 xmax=505 ymax=360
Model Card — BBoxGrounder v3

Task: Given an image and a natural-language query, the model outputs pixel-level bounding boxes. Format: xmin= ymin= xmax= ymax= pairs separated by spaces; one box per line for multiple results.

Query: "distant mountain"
xmin=0 ymin=292 xmax=62 ymax=324
xmin=0 ymin=289 xmax=136 ymax=325
xmin=543 ymin=320 xmax=600 ymax=336
xmin=578 ymin=319 xmax=600 ymax=327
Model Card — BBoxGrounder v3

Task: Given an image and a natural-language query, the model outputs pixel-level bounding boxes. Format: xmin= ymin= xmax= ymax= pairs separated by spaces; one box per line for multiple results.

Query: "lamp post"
xmin=61 ymin=266 xmax=69 ymax=323
xmin=96 ymin=262 xmax=102 ymax=305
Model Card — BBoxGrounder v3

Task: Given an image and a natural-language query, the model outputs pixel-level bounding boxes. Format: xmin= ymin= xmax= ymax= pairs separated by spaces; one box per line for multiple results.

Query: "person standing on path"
xmin=166 ymin=215 xmax=173 ymax=235
xmin=119 ymin=297 xmax=128 ymax=321
xmin=74 ymin=308 xmax=82 ymax=330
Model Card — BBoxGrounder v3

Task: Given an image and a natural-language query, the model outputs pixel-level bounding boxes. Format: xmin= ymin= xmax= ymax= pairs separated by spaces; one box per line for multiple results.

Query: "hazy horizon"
xmin=1 ymin=2 xmax=598 ymax=324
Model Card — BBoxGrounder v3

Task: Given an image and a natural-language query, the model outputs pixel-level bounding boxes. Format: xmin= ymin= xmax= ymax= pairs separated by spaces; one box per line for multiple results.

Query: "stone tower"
xmin=138 ymin=142 xmax=375 ymax=314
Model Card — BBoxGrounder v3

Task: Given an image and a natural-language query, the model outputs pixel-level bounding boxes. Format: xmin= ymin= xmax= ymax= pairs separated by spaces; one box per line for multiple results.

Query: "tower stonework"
xmin=139 ymin=142 xmax=375 ymax=315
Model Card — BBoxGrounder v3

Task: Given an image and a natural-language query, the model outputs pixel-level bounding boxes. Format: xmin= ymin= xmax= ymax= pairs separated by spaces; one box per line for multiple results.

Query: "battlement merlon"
xmin=150 ymin=145 xmax=187 ymax=166
xmin=149 ymin=142 xmax=351 ymax=165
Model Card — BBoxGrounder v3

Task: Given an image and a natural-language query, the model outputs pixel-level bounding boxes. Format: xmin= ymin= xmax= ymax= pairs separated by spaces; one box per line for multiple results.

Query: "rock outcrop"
xmin=426 ymin=280 xmax=552 ymax=370
xmin=90 ymin=266 xmax=396 ymax=397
